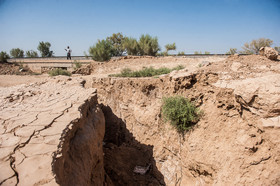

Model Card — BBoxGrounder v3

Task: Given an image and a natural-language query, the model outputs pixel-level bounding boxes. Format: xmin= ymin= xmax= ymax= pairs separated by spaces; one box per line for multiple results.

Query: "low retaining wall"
xmin=7 ymin=57 xmax=93 ymax=73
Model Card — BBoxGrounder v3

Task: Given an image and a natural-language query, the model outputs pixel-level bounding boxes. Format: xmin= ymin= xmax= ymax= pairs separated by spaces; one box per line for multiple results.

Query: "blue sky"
xmin=0 ymin=0 xmax=279 ymax=56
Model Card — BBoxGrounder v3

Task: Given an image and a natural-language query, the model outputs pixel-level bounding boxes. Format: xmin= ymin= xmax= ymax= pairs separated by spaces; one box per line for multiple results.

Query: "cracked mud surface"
xmin=0 ymin=77 xmax=99 ymax=186
xmin=0 ymin=55 xmax=280 ymax=185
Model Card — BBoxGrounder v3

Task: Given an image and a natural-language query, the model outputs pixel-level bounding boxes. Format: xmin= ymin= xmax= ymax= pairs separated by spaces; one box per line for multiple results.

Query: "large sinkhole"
xmin=101 ymin=104 xmax=166 ymax=185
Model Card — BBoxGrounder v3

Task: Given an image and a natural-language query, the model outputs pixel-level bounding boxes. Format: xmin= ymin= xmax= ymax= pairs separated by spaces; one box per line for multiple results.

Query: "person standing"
xmin=65 ymin=46 xmax=72 ymax=60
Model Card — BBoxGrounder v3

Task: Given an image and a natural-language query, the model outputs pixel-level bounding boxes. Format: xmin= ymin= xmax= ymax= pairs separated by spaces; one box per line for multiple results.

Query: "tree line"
xmin=0 ymin=41 xmax=54 ymax=62
xmin=1 ymin=34 xmax=279 ymax=62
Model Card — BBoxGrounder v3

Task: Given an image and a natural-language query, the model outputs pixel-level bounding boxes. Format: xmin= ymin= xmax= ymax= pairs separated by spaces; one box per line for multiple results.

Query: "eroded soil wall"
xmin=53 ymin=96 xmax=106 ymax=186
xmin=91 ymin=64 xmax=280 ymax=185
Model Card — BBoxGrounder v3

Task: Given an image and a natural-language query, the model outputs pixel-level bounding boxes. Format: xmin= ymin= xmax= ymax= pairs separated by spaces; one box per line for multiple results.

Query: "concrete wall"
xmin=7 ymin=57 xmax=93 ymax=73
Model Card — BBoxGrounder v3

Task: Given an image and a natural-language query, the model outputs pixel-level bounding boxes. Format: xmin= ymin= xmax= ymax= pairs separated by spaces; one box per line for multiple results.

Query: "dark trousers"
xmin=67 ymin=53 xmax=71 ymax=60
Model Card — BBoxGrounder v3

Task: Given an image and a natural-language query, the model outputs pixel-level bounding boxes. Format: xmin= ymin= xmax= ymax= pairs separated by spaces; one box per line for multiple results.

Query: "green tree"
xmin=10 ymin=48 xmax=24 ymax=58
xmin=37 ymin=41 xmax=54 ymax=57
xmin=89 ymin=39 xmax=113 ymax=61
xmin=138 ymin=34 xmax=160 ymax=56
xmin=165 ymin=43 xmax=176 ymax=55
xmin=106 ymin=32 xmax=125 ymax=56
xmin=226 ymin=48 xmax=237 ymax=55
xmin=204 ymin=51 xmax=210 ymax=54
xmin=0 ymin=51 xmax=10 ymax=63
xmin=122 ymin=37 xmax=140 ymax=55
xmin=242 ymin=38 xmax=273 ymax=54
xmin=26 ymin=50 xmax=38 ymax=58
xmin=194 ymin=51 xmax=202 ymax=55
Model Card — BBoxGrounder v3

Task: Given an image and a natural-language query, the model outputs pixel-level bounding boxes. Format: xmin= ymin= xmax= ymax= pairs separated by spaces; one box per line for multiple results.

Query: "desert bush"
xmin=89 ymin=39 xmax=113 ymax=61
xmin=165 ymin=43 xmax=176 ymax=55
xmin=226 ymin=48 xmax=237 ymax=55
xmin=138 ymin=34 xmax=160 ymax=56
xmin=10 ymin=48 xmax=24 ymax=58
xmin=165 ymin=43 xmax=176 ymax=51
xmin=117 ymin=68 xmax=133 ymax=76
xmin=107 ymin=32 xmax=125 ymax=56
xmin=163 ymin=51 xmax=169 ymax=56
xmin=26 ymin=50 xmax=38 ymax=58
xmin=194 ymin=51 xmax=202 ymax=55
xmin=156 ymin=52 xmax=168 ymax=56
xmin=204 ymin=51 xmax=210 ymax=54
xmin=156 ymin=52 xmax=164 ymax=56
xmin=172 ymin=65 xmax=184 ymax=71
xmin=122 ymin=37 xmax=140 ymax=55
xmin=162 ymin=96 xmax=201 ymax=133
xmin=242 ymin=38 xmax=273 ymax=54
xmin=0 ymin=51 xmax=10 ymax=63
xmin=274 ymin=46 xmax=280 ymax=53
xmin=177 ymin=51 xmax=185 ymax=56
xmin=37 ymin=41 xmax=54 ymax=57
xmin=73 ymin=60 xmax=82 ymax=69
xmin=111 ymin=65 xmax=184 ymax=77
xmin=48 ymin=68 xmax=71 ymax=76
xmin=89 ymin=33 xmax=161 ymax=58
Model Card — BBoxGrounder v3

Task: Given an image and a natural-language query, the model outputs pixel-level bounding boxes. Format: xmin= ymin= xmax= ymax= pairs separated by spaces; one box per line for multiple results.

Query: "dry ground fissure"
xmin=0 ymin=55 xmax=280 ymax=185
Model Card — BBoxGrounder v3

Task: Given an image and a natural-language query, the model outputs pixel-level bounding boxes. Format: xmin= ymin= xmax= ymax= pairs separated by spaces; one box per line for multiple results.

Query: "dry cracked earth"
xmin=0 ymin=55 xmax=280 ymax=186
xmin=0 ymin=77 xmax=103 ymax=185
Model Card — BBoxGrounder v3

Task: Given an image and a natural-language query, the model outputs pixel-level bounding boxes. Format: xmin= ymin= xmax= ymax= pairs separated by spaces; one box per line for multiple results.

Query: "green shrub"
xmin=165 ymin=43 xmax=176 ymax=55
xmin=122 ymin=37 xmax=140 ymax=55
xmin=26 ymin=50 xmax=38 ymax=58
xmin=163 ymin=51 xmax=168 ymax=56
xmin=177 ymin=51 xmax=185 ymax=56
xmin=225 ymin=48 xmax=237 ymax=55
xmin=172 ymin=65 xmax=184 ymax=71
xmin=73 ymin=60 xmax=82 ymax=69
xmin=10 ymin=48 xmax=24 ymax=58
xmin=242 ymin=38 xmax=273 ymax=54
xmin=138 ymin=34 xmax=160 ymax=56
xmin=0 ymin=51 xmax=10 ymax=63
xmin=88 ymin=33 xmax=162 ymax=58
xmin=154 ymin=67 xmax=171 ymax=75
xmin=162 ymin=96 xmax=201 ymax=133
xmin=48 ymin=68 xmax=71 ymax=76
xmin=110 ymin=65 xmax=184 ymax=77
xmin=118 ymin=68 xmax=133 ymax=76
xmin=89 ymin=39 xmax=113 ymax=61
xmin=156 ymin=52 xmax=165 ymax=56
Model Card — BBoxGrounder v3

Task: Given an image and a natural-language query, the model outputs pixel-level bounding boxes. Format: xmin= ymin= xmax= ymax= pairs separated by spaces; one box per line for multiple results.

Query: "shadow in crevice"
xmin=101 ymin=104 xmax=166 ymax=186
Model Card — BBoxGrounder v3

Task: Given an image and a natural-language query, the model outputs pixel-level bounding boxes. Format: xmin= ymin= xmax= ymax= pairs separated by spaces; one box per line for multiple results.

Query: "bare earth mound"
xmin=0 ymin=55 xmax=279 ymax=185
xmin=0 ymin=63 xmax=34 ymax=75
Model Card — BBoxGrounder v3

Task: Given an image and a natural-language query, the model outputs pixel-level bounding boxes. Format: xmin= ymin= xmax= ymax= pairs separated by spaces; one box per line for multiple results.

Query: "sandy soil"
xmin=1 ymin=54 xmax=280 ymax=185
xmin=0 ymin=56 xmax=226 ymax=87
xmin=0 ymin=75 xmax=49 ymax=87
xmin=90 ymin=56 xmax=226 ymax=77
